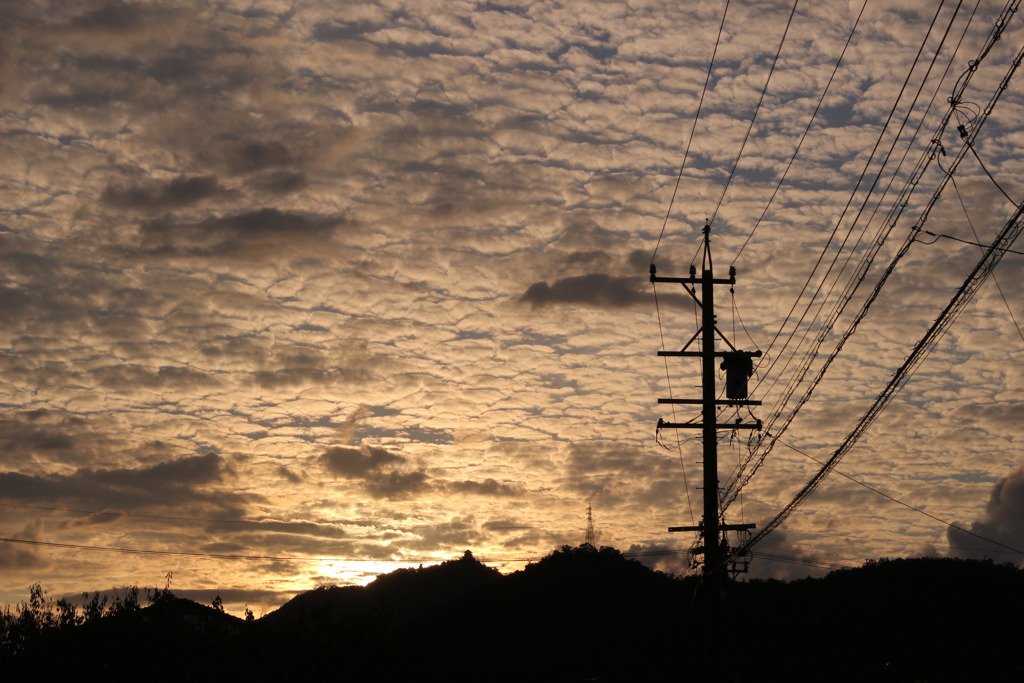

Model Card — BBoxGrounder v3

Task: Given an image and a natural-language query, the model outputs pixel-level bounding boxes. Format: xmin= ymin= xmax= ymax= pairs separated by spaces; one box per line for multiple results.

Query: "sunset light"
xmin=2 ymin=0 xmax=1024 ymax=632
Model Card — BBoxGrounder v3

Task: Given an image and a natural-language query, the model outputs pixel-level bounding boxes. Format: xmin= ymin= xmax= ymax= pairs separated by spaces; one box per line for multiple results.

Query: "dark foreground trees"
xmin=3 ymin=549 xmax=1023 ymax=682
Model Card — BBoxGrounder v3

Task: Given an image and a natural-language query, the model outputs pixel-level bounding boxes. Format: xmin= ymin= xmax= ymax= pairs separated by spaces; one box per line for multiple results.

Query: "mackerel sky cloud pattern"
xmin=1 ymin=0 xmax=1023 ymax=611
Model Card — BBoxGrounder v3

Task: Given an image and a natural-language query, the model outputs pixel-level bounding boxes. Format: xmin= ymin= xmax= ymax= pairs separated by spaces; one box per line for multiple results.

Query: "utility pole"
xmin=652 ymin=225 xmax=760 ymax=680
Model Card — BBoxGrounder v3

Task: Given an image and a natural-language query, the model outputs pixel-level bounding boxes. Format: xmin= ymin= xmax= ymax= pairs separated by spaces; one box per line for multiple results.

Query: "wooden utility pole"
xmin=652 ymin=225 xmax=760 ymax=680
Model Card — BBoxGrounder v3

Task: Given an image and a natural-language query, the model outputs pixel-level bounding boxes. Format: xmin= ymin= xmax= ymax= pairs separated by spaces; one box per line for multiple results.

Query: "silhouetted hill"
xmin=729 ymin=556 xmax=1024 ymax=682
xmin=262 ymin=549 xmax=502 ymax=637
xmin=382 ymin=544 xmax=696 ymax=682
xmin=5 ymin=549 xmax=1024 ymax=682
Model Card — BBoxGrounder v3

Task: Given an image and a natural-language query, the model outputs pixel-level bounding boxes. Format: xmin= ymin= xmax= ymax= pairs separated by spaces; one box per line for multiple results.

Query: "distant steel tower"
xmin=583 ymin=503 xmax=597 ymax=548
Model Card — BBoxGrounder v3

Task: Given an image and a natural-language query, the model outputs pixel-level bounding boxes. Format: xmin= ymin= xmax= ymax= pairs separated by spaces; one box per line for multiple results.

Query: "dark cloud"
xmin=320 ymin=444 xmax=435 ymax=500
xmin=0 ymin=453 xmax=250 ymax=514
xmin=0 ymin=521 xmax=50 ymax=571
xmin=520 ymin=268 xmax=693 ymax=310
xmin=0 ymin=541 xmax=50 ymax=571
xmin=403 ymin=518 xmax=484 ymax=550
xmin=251 ymin=343 xmax=376 ymax=390
xmin=137 ymin=208 xmax=350 ymax=257
xmin=226 ymin=141 xmax=293 ymax=174
xmin=520 ymin=273 xmax=649 ymax=309
xmin=34 ymin=87 xmax=131 ymax=111
xmin=555 ymin=442 xmax=686 ymax=511
xmin=947 ymin=462 xmax=1024 ymax=564
xmin=311 ymin=20 xmax=386 ymax=43
xmin=0 ymin=286 xmax=31 ymax=322
xmin=248 ymin=170 xmax=308 ymax=195
xmin=102 ymin=175 xmax=228 ymax=212
xmin=69 ymin=1 xmax=147 ymax=32
xmin=278 ymin=465 xmax=302 ymax=484
xmin=205 ymin=520 xmax=348 ymax=541
xmin=446 ymin=478 xmax=526 ymax=497
xmin=55 ymin=511 xmax=125 ymax=530
xmin=147 ymin=48 xmax=209 ymax=83
xmin=321 ymin=446 xmax=404 ymax=478
xmin=89 ymin=364 xmax=222 ymax=392
xmin=364 ymin=470 xmax=432 ymax=499
xmin=0 ymin=410 xmax=108 ymax=468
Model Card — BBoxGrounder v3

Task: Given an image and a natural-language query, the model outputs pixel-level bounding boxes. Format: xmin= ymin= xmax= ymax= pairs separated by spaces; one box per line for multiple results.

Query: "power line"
xmin=920 ymin=229 xmax=1024 ymax=255
xmin=652 ymin=285 xmax=696 ymax=525
xmin=0 ymin=502 xmax=345 ymax=529
xmin=728 ymin=0 xmax=1018 ymax=505
xmin=0 ymin=536 xmax=725 ymax=569
xmin=0 ymin=501 xmax=533 ymax=532
xmin=947 ymin=172 xmax=1024 ymax=345
xmin=0 ymin=536 xmax=393 ymax=563
xmin=723 ymin=0 xmax=979 ymax=510
xmin=731 ymin=0 xmax=869 ymax=265
xmin=757 ymin=0 xmax=966 ymax=402
xmin=0 ymin=536 xmax=546 ymax=566
xmin=749 ymin=550 xmax=852 ymax=571
xmin=730 ymin=183 xmax=1024 ymax=561
xmin=708 ymin=0 xmax=801 ymax=227
xmin=748 ymin=0 xmax=958 ymax=411
xmin=775 ymin=439 xmax=1024 ymax=557
xmin=649 ymin=0 xmax=735 ymax=525
xmin=965 ymin=139 xmax=1018 ymax=204
xmin=650 ymin=0 xmax=731 ymax=265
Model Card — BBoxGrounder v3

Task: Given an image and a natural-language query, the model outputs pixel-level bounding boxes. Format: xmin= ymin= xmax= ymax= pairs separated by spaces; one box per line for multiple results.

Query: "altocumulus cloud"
xmin=1 ymin=0 xmax=1022 ymax=610
xmin=948 ymin=462 xmax=1024 ymax=562
xmin=0 ymin=453 xmax=251 ymax=515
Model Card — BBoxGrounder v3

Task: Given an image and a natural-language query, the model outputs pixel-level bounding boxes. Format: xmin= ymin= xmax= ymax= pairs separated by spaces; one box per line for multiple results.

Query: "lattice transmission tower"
xmin=583 ymin=503 xmax=597 ymax=548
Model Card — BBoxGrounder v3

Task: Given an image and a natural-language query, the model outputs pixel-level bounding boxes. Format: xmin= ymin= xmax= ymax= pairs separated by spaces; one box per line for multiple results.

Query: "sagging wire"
xmin=777 ymin=439 xmax=1024 ymax=558
xmin=652 ymin=282 xmax=696 ymax=525
xmin=919 ymin=230 xmax=1024 ymax=256
xmin=723 ymin=0 xmax=1000 ymax=514
xmin=752 ymin=0 xmax=965 ymax=406
xmin=731 ymin=0 xmax=870 ymax=266
xmin=947 ymin=163 xmax=1024 ymax=346
xmin=962 ymin=136 xmax=1019 ymax=205
xmin=731 ymin=286 xmax=761 ymax=353
xmin=709 ymin=0 xmax=801 ymax=228
xmin=650 ymin=0 xmax=731 ymax=266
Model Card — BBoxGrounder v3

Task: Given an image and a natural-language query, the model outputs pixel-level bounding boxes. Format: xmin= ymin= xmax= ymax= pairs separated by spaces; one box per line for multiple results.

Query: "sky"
xmin=2 ymin=0 xmax=1024 ymax=616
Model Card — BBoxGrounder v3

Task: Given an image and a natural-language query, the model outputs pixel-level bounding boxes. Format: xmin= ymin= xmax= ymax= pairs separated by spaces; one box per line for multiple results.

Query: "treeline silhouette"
xmin=2 ymin=545 xmax=1022 ymax=681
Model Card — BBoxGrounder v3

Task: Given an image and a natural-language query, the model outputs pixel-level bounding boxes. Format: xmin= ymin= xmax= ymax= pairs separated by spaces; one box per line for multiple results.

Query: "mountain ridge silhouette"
xmin=4 ymin=546 xmax=1023 ymax=681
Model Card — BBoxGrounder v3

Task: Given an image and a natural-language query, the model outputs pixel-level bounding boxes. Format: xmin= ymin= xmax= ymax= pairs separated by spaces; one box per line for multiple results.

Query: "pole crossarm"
xmin=669 ymin=523 xmax=756 ymax=533
xmin=658 ymin=398 xmax=762 ymax=406
xmin=658 ymin=350 xmax=762 ymax=358
xmin=658 ymin=419 xmax=762 ymax=430
xmin=651 ymin=275 xmax=736 ymax=286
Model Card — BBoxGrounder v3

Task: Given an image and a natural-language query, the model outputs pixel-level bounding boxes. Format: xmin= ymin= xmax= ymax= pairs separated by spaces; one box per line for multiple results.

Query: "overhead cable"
xmin=731 ymin=0 xmax=870 ymax=265
xmin=777 ymin=439 xmax=1024 ymax=557
xmin=708 ymin=0 xmax=801 ymax=227
xmin=948 ymin=173 xmax=1024 ymax=345
xmin=734 ymin=190 xmax=1024 ymax=560
xmin=650 ymin=0 xmax=731 ymax=265
xmin=747 ymin=0 xmax=956 ymax=408
xmin=751 ymin=0 xmax=967 ymax=411
xmin=724 ymin=2 xmax=1020 ymax=510
xmin=650 ymin=0 xmax=734 ymax=525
